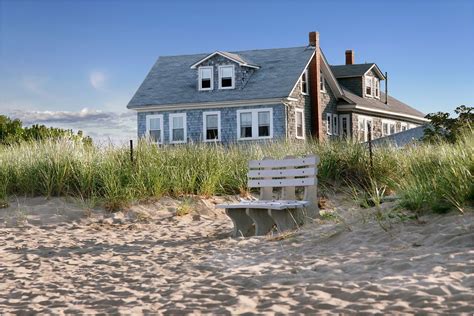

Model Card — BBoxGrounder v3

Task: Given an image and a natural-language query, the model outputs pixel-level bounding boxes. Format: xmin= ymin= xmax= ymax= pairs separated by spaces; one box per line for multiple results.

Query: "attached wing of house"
xmin=127 ymin=32 xmax=427 ymax=144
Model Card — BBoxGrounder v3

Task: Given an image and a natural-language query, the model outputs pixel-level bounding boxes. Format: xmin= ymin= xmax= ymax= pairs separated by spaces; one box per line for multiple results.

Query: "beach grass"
xmin=0 ymin=131 xmax=472 ymax=213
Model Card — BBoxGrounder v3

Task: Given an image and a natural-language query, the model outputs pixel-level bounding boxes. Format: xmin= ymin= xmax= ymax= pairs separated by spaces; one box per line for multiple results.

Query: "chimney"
xmin=345 ymin=50 xmax=354 ymax=65
xmin=308 ymin=31 xmax=323 ymax=140
xmin=308 ymin=32 xmax=317 ymax=47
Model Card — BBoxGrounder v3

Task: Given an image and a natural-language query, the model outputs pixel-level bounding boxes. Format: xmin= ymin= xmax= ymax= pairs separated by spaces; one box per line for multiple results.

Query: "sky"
xmin=1 ymin=0 xmax=473 ymax=143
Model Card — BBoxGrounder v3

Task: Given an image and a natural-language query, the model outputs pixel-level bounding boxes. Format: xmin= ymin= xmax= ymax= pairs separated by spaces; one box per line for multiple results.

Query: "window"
xmin=358 ymin=116 xmax=373 ymax=142
xmin=198 ymin=66 xmax=213 ymax=91
xmin=146 ymin=114 xmax=163 ymax=144
xmin=340 ymin=114 xmax=350 ymax=138
xmin=365 ymin=76 xmax=372 ymax=96
xmin=333 ymin=114 xmax=339 ymax=135
xmin=169 ymin=113 xmax=187 ymax=143
xmin=203 ymin=111 xmax=221 ymax=141
xmin=374 ymin=78 xmax=379 ymax=98
xmin=401 ymin=123 xmax=408 ymax=132
xmin=326 ymin=113 xmax=332 ymax=135
xmin=320 ymin=71 xmax=326 ymax=93
xmin=237 ymin=108 xmax=273 ymax=140
xmin=239 ymin=112 xmax=252 ymax=138
xmin=301 ymin=69 xmax=308 ymax=94
xmin=295 ymin=109 xmax=304 ymax=139
xmin=382 ymin=120 xmax=396 ymax=137
xmin=218 ymin=65 xmax=234 ymax=89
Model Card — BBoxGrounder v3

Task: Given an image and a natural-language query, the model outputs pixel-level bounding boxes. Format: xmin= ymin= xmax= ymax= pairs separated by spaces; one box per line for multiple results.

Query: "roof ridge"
xmin=157 ymin=46 xmax=311 ymax=59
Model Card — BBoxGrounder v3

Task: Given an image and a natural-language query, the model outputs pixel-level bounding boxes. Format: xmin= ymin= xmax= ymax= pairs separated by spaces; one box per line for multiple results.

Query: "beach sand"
xmin=0 ymin=195 xmax=473 ymax=314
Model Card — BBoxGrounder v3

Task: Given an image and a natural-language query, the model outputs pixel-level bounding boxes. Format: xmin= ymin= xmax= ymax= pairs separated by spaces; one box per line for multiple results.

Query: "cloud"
xmin=8 ymin=108 xmax=136 ymax=144
xmin=89 ymin=71 xmax=106 ymax=90
xmin=22 ymin=76 xmax=50 ymax=97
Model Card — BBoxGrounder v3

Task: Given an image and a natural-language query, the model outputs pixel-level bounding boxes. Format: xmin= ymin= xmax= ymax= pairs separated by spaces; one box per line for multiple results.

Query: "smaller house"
xmin=127 ymin=31 xmax=428 ymax=144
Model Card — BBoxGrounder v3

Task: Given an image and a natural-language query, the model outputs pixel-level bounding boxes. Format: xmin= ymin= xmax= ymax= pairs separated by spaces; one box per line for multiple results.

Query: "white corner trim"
xmin=202 ymin=111 xmax=221 ymax=142
xmin=169 ymin=113 xmax=187 ymax=144
xmin=288 ymin=50 xmax=316 ymax=97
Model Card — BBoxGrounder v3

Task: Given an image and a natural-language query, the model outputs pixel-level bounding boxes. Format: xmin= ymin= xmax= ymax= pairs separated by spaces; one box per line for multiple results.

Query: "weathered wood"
xmin=246 ymin=209 xmax=275 ymax=236
xmin=216 ymin=200 xmax=309 ymax=210
xmin=248 ymin=167 xmax=316 ymax=178
xmin=248 ymin=178 xmax=315 ymax=188
xmin=225 ymin=209 xmax=255 ymax=237
xmin=248 ymin=156 xmax=318 ymax=169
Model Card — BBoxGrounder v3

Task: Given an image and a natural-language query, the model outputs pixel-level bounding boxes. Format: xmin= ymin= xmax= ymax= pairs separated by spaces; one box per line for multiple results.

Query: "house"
xmin=126 ymin=31 xmax=428 ymax=144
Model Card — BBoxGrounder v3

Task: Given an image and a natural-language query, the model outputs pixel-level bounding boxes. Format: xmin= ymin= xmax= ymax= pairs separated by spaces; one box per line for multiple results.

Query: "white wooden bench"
xmin=216 ymin=155 xmax=319 ymax=237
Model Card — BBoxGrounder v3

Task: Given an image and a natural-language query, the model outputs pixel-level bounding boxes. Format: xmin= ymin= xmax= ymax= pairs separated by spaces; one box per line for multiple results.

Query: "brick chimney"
xmin=345 ymin=50 xmax=354 ymax=65
xmin=308 ymin=32 xmax=317 ymax=47
xmin=308 ymin=32 xmax=322 ymax=140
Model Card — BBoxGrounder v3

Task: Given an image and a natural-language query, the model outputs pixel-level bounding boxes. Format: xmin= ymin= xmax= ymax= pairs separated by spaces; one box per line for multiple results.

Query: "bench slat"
xmin=248 ymin=156 xmax=318 ymax=169
xmin=216 ymin=200 xmax=309 ymax=210
xmin=248 ymin=167 xmax=315 ymax=178
xmin=248 ymin=177 xmax=315 ymax=188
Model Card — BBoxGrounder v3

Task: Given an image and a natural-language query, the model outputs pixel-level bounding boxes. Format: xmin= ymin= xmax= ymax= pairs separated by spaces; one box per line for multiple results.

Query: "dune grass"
xmin=0 ymin=131 xmax=472 ymax=213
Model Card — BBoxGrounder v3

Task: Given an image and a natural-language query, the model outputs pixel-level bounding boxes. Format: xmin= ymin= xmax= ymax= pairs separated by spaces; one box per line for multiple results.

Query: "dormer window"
xmin=218 ymin=65 xmax=235 ymax=89
xmin=374 ymin=77 xmax=379 ymax=98
xmin=365 ymin=76 xmax=372 ymax=96
xmin=199 ymin=66 xmax=213 ymax=91
xmin=301 ymin=69 xmax=308 ymax=94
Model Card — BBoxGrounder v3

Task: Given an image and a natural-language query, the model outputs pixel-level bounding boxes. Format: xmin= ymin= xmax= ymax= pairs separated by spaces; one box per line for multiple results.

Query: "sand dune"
xmin=0 ymin=196 xmax=473 ymax=314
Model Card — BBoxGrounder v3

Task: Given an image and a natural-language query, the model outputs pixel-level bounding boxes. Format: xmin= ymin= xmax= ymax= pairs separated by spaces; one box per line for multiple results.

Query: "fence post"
xmin=130 ymin=139 xmax=134 ymax=163
xmin=368 ymin=125 xmax=374 ymax=171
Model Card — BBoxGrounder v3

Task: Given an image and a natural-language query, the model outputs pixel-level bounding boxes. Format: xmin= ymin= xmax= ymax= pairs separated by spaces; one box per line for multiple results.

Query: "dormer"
xmin=190 ymin=51 xmax=260 ymax=91
xmin=330 ymin=50 xmax=385 ymax=99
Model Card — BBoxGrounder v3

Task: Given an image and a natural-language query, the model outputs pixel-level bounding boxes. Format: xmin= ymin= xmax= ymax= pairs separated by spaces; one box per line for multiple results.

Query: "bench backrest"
xmin=247 ymin=155 xmax=319 ymax=200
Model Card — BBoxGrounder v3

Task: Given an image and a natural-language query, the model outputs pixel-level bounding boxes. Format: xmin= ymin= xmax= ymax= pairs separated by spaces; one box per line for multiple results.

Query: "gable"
xmin=127 ymin=46 xmax=315 ymax=109
xmin=190 ymin=51 xmax=260 ymax=69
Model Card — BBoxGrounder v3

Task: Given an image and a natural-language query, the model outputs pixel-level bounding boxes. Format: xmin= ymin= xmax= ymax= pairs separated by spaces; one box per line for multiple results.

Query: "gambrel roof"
xmin=127 ymin=46 xmax=315 ymax=109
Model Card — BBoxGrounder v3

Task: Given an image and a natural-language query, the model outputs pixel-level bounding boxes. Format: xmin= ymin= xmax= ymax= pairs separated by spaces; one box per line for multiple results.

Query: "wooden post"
xmin=368 ymin=124 xmax=374 ymax=171
xmin=385 ymin=72 xmax=388 ymax=105
xmin=130 ymin=139 xmax=134 ymax=163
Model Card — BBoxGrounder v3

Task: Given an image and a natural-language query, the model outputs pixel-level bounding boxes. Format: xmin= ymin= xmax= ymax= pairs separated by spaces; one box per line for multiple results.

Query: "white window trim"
xmin=320 ymin=71 xmax=326 ymax=93
xmin=295 ymin=108 xmax=305 ymax=139
xmin=339 ymin=114 xmax=350 ymax=139
xmin=400 ymin=122 xmax=408 ymax=131
xmin=326 ymin=113 xmax=332 ymax=135
xmin=382 ymin=119 xmax=396 ymax=136
xmin=358 ymin=115 xmax=373 ymax=142
xmin=218 ymin=65 xmax=235 ymax=90
xmin=333 ymin=114 xmax=339 ymax=135
xmin=301 ymin=69 xmax=309 ymax=95
xmin=169 ymin=113 xmax=187 ymax=144
xmin=236 ymin=108 xmax=273 ymax=140
xmin=145 ymin=114 xmax=164 ymax=144
xmin=365 ymin=75 xmax=373 ymax=97
xmin=202 ymin=111 xmax=221 ymax=142
xmin=198 ymin=66 xmax=214 ymax=91
xmin=373 ymin=77 xmax=380 ymax=99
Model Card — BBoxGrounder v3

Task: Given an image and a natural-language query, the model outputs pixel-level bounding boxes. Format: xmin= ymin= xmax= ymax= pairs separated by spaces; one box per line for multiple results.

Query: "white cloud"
xmin=8 ymin=108 xmax=136 ymax=144
xmin=89 ymin=71 xmax=106 ymax=90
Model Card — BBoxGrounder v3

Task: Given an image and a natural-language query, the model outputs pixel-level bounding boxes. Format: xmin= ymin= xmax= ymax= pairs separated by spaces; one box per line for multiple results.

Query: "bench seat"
xmin=216 ymin=200 xmax=309 ymax=210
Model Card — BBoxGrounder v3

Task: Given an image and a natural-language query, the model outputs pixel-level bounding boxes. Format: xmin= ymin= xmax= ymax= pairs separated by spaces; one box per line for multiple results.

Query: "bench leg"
xmin=225 ymin=208 xmax=255 ymax=237
xmin=268 ymin=208 xmax=304 ymax=233
xmin=246 ymin=208 xmax=275 ymax=236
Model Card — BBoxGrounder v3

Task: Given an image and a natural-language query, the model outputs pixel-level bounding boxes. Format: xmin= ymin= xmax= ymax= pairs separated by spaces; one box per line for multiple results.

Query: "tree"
xmin=0 ymin=115 xmax=93 ymax=145
xmin=423 ymin=105 xmax=473 ymax=143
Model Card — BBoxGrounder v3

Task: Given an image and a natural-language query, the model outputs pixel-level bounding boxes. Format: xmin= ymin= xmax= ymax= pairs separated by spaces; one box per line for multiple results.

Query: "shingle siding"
xmin=138 ymin=104 xmax=286 ymax=144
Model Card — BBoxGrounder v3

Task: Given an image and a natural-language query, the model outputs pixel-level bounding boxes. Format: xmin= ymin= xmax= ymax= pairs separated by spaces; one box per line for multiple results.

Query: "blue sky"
xmin=1 ymin=0 xmax=473 ymax=142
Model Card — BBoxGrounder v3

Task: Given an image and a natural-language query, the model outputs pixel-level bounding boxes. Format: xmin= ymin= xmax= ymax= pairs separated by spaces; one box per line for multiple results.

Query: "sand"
xmin=0 ymin=195 xmax=473 ymax=314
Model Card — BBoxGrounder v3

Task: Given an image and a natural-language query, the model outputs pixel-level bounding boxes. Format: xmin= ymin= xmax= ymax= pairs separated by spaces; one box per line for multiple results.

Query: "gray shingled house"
xmin=127 ymin=31 xmax=427 ymax=144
